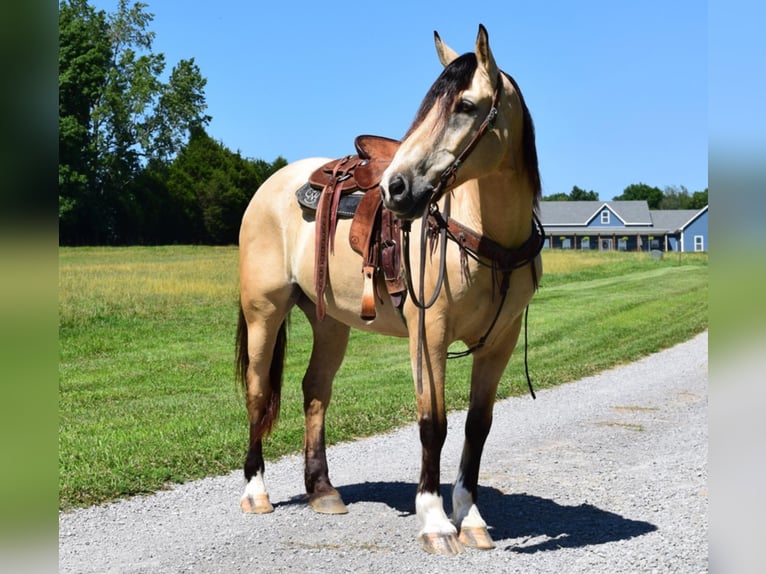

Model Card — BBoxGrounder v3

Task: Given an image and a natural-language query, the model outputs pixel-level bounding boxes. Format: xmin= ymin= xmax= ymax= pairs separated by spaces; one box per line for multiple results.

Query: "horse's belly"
xmin=291 ymin=218 xmax=409 ymax=337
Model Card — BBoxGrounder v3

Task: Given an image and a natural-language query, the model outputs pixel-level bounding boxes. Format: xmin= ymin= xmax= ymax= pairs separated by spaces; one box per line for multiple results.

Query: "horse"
xmin=236 ymin=24 xmax=543 ymax=555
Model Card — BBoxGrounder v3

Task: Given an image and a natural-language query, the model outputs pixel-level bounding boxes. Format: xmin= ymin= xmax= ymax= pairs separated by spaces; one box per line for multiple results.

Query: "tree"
xmin=150 ymin=58 xmax=210 ymax=161
xmin=58 ymin=0 xmax=210 ymax=244
xmin=58 ymin=0 xmax=112 ymax=243
xmin=166 ymin=127 xmax=287 ymax=244
xmin=544 ymin=185 xmax=599 ymax=201
xmin=613 ymin=182 xmax=664 ymax=209
xmin=659 ymin=185 xmax=691 ymax=210
xmin=543 ymin=192 xmax=570 ymax=201
xmin=658 ymin=185 xmax=708 ymax=210
xmin=569 ymin=185 xmax=599 ymax=201
xmin=689 ymin=188 xmax=708 ymax=209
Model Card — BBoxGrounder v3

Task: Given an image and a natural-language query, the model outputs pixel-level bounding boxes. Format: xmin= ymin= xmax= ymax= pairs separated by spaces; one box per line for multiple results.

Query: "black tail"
xmin=236 ymin=308 xmax=287 ymax=439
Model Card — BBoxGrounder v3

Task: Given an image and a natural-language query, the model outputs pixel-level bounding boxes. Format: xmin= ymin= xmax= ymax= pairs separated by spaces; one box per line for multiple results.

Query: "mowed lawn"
xmin=59 ymin=247 xmax=707 ymax=509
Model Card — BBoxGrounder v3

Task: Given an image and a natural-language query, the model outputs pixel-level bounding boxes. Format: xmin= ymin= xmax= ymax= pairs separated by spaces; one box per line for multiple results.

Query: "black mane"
xmin=503 ymin=71 xmax=542 ymax=208
xmin=405 ymin=53 xmax=478 ymax=138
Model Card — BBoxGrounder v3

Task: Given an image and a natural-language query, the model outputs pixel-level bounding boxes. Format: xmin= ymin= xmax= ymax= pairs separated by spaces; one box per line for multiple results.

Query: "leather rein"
xmin=399 ymin=73 xmax=546 ymax=397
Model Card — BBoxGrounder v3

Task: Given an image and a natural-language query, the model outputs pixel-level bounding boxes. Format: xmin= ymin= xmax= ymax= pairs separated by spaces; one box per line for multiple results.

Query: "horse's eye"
xmin=455 ymin=99 xmax=477 ymax=114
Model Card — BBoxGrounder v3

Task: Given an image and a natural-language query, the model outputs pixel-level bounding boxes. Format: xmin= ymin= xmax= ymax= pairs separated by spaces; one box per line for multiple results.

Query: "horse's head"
xmin=380 ymin=24 xmax=539 ymax=221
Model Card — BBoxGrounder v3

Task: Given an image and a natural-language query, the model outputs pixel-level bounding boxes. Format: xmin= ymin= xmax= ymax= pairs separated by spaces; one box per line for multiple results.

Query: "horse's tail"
xmin=236 ymin=307 xmax=287 ymax=440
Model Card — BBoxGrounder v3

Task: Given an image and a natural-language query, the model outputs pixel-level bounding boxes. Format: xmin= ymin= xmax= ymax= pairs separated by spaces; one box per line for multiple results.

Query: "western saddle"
xmin=296 ymin=135 xmax=405 ymax=321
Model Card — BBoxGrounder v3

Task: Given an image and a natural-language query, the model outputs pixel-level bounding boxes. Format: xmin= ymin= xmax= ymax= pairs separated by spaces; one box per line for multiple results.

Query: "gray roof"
xmin=539 ymin=201 xmax=652 ymax=226
xmin=649 ymin=208 xmax=705 ymax=232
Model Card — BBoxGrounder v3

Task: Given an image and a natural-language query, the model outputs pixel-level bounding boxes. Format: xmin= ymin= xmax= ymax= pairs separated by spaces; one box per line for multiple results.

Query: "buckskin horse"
xmin=236 ymin=24 xmax=543 ymax=555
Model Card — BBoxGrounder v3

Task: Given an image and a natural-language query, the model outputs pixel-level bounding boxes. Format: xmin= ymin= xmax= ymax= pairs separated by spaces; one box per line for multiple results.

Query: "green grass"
xmin=59 ymin=247 xmax=707 ymax=510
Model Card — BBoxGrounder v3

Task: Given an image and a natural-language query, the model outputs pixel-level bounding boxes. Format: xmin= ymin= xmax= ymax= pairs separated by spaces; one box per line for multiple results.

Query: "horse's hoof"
xmin=458 ymin=526 xmax=496 ymax=550
xmin=308 ymin=493 xmax=348 ymax=514
xmin=418 ymin=532 xmax=464 ymax=555
xmin=240 ymin=494 xmax=274 ymax=514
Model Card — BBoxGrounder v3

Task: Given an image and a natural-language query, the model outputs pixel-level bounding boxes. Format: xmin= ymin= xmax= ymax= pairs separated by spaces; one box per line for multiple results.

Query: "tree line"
xmin=58 ymin=0 xmax=285 ymax=245
xmin=59 ymin=1 xmax=708 ymax=246
xmin=545 ymin=183 xmax=708 ymax=210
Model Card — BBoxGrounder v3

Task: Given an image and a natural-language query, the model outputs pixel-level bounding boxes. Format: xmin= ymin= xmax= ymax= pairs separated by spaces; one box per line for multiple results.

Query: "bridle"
xmin=400 ymin=72 xmax=504 ymax=309
xmin=432 ymin=72 xmax=504 ymax=204
xmin=399 ymin=72 xmax=545 ymax=397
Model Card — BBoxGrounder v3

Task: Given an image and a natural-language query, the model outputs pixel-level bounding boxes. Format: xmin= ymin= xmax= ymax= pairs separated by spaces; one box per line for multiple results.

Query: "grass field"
xmin=59 ymin=247 xmax=707 ymax=510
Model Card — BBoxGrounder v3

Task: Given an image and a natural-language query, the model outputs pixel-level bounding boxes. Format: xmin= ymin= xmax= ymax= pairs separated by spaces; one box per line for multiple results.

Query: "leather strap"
xmin=313 ymin=137 xmax=403 ymax=321
xmin=349 ymin=190 xmax=406 ymax=321
xmin=431 ymin=73 xmax=503 ymax=201
xmin=381 ymin=207 xmax=405 ymax=302
xmin=429 ymin=210 xmax=545 ymax=278
xmin=315 ymin=161 xmax=353 ymax=321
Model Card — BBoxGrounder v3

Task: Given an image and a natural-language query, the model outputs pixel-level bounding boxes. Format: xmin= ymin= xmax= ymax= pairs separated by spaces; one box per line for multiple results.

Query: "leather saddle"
xmin=295 ymin=135 xmax=405 ymax=321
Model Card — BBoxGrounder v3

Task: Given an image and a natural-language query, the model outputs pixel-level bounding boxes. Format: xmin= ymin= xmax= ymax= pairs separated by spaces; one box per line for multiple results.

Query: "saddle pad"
xmin=295 ymin=182 xmax=363 ymax=219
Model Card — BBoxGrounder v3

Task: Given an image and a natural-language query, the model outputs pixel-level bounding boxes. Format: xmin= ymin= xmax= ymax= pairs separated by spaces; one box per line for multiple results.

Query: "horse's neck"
xmin=449 ymin=170 xmax=534 ymax=248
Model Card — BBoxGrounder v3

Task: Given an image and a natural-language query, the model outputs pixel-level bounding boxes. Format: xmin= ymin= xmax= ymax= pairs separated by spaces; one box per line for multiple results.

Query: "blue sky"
xmin=91 ymin=0 xmax=707 ymax=199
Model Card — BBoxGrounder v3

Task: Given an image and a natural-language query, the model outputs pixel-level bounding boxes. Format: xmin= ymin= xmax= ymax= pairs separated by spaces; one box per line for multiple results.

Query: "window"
xmin=561 ymin=238 xmax=571 ymax=249
xmin=618 ymin=237 xmax=628 ymax=251
xmin=694 ymin=235 xmax=704 ymax=252
xmin=581 ymin=237 xmax=591 ymax=250
xmin=601 ymin=210 xmax=610 ymax=224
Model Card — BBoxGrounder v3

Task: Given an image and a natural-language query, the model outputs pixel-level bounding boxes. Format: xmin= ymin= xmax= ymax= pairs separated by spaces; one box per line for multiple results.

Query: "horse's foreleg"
xmin=408 ymin=321 xmax=462 ymax=555
xmin=452 ymin=321 xmax=521 ymax=550
xmin=298 ymin=299 xmax=351 ymax=514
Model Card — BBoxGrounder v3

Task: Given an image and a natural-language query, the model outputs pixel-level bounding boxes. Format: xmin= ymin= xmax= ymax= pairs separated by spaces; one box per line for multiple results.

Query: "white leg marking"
xmin=452 ymin=476 xmax=487 ymax=529
xmin=416 ymin=492 xmax=457 ymax=535
xmin=242 ymin=469 xmax=267 ymax=500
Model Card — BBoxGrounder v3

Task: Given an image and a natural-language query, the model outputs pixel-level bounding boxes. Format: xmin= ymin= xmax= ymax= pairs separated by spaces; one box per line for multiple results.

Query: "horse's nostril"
xmin=388 ymin=174 xmax=407 ymax=200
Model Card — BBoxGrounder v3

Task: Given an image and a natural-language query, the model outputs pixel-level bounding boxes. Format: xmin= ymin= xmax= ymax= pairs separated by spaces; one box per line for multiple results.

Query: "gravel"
xmin=59 ymin=331 xmax=708 ymax=573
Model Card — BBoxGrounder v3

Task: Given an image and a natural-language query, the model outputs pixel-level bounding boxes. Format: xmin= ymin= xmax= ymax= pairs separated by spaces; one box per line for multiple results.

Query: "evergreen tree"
xmin=166 ymin=127 xmax=286 ymax=244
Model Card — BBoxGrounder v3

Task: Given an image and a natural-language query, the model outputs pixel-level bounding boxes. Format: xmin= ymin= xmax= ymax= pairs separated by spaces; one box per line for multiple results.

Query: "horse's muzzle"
xmin=381 ymin=173 xmax=434 ymax=221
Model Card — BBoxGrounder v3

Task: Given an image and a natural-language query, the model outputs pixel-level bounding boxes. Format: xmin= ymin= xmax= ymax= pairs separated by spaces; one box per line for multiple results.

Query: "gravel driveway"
xmin=59 ymin=331 xmax=708 ymax=573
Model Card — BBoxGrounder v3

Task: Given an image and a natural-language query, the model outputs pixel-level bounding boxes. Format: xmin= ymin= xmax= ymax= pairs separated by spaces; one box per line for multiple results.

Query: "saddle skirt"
xmin=295 ymin=135 xmax=405 ymax=321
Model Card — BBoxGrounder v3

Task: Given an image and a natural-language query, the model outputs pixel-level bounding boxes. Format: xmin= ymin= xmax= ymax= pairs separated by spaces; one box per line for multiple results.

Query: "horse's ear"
xmin=434 ymin=31 xmax=459 ymax=68
xmin=475 ymin=24 xmax=499 ymax=82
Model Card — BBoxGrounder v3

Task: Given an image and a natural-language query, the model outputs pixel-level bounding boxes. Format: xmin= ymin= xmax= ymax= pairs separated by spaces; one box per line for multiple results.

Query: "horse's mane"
xmin=502 ymin=71 xmax=542 ymax=211
xmin=405 ymin=53 xmax=542 ymax=211
xmin=405 ymin=53 xmax=478 ymax=139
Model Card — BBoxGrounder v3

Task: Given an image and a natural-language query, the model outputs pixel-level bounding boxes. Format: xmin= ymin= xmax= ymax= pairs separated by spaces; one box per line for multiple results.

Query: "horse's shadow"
xmin=315 ymin=481 xmax=657 ymax=552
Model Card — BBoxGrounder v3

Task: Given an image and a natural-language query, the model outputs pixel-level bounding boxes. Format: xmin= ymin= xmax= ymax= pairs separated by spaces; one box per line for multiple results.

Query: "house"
xmin=538 ymin=201 xmax=708 ymax=252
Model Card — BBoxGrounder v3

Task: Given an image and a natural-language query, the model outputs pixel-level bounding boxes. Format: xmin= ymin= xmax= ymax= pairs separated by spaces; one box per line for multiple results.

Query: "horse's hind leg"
xmin=238 ymin=295 xmax=294 ymax=514
xmin=297 ymin=297 xmax=351 ymax=514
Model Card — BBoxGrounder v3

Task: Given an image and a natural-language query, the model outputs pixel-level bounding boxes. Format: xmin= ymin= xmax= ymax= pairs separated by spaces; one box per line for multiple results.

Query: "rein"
xmin=401 ymin=199 xmax=450 ymax=398
xmin=403 ymin=206 xmax=544 ymax=397
xmin=399 ymin=72 xmax=546 ymax=398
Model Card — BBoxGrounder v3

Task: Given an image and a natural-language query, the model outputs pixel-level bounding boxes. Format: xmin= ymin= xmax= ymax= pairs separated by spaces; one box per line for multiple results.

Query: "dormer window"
xmin=601 ymin=210 xmax=610 ymax=224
